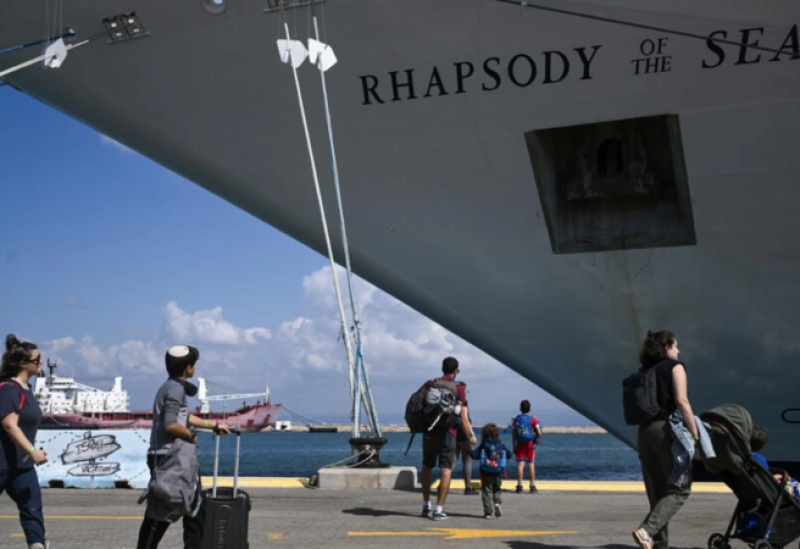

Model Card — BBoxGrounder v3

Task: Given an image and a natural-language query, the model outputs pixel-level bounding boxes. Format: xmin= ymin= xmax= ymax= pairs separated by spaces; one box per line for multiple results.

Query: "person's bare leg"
xmin=438 ymin=467 xmax=453 ymax=507
xmin=529 ymin=462 xmax=536 ymax=482
xmin=517 ymin=462 xmax=524 ymax=485
xmin=422 ymin=465 xmax=433 ymax=503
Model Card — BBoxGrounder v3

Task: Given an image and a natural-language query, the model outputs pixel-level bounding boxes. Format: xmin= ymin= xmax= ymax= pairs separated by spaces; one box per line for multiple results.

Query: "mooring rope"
xmin=0 ymin=28 xmax=107 ymax=79
xmin=309 ymin=6 xmax=382 ymax=438
xmin=278 ymin=18 xmax=360 ymax=435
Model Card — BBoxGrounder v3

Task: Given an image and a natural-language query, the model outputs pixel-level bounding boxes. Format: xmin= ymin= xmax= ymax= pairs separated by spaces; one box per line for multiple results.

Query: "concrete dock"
xmin=0 ymin=479 xmax=738 ymax=549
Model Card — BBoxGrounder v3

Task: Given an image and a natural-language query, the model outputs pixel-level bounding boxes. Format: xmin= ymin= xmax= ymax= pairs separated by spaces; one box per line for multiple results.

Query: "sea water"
xmin=197 ymin=431 xmax=642 ymax=481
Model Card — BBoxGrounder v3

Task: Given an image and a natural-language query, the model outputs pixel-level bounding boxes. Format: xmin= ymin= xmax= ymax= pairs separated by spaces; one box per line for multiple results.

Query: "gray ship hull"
xmin=3 ymin=1 xmax=800 ymax=460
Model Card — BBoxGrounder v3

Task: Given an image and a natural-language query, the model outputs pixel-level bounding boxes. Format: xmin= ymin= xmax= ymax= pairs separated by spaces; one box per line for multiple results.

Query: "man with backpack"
xmin=418 ymin=357 xmax=475 ymax=521
xmin=512 ymin=400 xmax=542 ymax=494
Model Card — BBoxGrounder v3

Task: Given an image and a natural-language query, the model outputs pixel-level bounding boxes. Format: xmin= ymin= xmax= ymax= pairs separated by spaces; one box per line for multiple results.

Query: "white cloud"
xmin=39 ymin=266 xmax=570 ymax=425
xmin=48 ymin=336 xmax=75 ymax=353
xmin=244 ymin=327 xmax=272 ymax=344
xmin=162 ymin=301 xmax=271 ymax=346
xmin=75 ymin=336 xmax=109 ymax=375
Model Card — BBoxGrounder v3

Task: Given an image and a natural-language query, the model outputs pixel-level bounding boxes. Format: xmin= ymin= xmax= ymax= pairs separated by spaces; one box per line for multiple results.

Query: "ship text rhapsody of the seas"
xmin=2 ymin=1 xmax=800 ymax=466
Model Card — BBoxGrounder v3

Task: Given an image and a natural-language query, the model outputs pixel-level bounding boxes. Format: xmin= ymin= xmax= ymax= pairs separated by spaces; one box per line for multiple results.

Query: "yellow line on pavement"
xmin=349 ymin=528 xmax=579 ymax=540
xmin=0 ymin=515 xmax=141 ymax=520
xmin=204 ymin=476 xmax=730 ymax=492
xmin=200 ymin=476 xmax=306 ymax=488
xmin=447 ymin=480 xmax=731 ymax=493
xmin=350 ymin=531 xmax=444 ymax=537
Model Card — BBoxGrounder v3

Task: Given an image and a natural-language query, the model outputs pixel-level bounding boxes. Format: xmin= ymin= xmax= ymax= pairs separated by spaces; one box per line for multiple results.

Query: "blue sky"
xmin=0 ymin=84 xmax=590 ymax=427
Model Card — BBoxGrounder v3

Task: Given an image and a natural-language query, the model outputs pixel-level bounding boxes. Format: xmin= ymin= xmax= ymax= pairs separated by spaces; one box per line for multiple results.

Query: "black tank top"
xmin=648 ymin=358 xmax=684 ymax=421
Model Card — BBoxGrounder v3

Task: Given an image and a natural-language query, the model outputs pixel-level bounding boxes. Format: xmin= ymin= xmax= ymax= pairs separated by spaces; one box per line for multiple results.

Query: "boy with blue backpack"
xmin=468 ymin=423 xmax=510 ymax=519
xmin=512 ymin=400 xmax=542 ymax=493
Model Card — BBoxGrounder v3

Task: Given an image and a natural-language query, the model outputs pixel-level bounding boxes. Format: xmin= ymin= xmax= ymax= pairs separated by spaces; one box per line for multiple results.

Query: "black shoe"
xmin=530 ymin=484 xmax=538 ymax=494
xmin=515 ymin=485 xmax=523 ymax=494
xmin=431 ymin=510 xmax=449 ymax=521
xmin=422 ymin=506 xmax=432 ymax=517
xmin=464 ymin=488 xmax=479 ymax=495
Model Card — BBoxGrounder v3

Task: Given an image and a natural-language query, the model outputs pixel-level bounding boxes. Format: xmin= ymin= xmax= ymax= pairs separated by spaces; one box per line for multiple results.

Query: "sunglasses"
xmin=27 ymin=356 xmax=42 ymax=365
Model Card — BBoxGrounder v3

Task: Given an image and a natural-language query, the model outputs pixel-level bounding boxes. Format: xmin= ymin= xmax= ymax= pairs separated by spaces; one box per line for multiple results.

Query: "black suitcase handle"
xmin=211 ymin=428 xmax=241 ymax=499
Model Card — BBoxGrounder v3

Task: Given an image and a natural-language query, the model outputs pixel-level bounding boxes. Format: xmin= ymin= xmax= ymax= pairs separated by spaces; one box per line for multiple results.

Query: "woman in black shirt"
xmin=632 ymin=330 xmax=698 ymax=549
xmin=0 ymin=334 xmax=49 ymax=549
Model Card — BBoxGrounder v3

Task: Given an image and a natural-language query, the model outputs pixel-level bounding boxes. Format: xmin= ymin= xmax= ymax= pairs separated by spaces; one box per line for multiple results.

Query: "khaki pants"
xmin=481 ymin=474 xmax=502 ymax=516
xmin=638 ymin=420 xmax=692 ymax=549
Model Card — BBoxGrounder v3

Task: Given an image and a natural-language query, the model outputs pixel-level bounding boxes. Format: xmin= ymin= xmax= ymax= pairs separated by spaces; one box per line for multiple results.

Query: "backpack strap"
xmin=0 ymin=381 xmax=25 ymax=410
xmin=404 ymin=432 xmax=416 ymax=455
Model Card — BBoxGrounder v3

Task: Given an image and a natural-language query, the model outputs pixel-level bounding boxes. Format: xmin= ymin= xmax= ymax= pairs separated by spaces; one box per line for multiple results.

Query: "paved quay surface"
xmin=0 ymin=480 xmax=741 ymax=549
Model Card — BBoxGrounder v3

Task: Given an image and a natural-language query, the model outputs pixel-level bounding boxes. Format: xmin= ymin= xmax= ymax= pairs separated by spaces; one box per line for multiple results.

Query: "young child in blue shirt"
xmin=751 ymin=425 xmax=799 ymax=498
xmin=469 ymin=423 xmax=511 ymax=519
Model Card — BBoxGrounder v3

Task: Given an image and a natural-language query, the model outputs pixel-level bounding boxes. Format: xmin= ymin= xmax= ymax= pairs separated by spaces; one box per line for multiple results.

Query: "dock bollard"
xmin=348 ymin=437 xmax=390 ymax=468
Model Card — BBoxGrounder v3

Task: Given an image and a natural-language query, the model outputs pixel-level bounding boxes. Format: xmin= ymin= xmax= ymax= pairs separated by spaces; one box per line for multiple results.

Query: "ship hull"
xmin=39 ymin=404 xmax=282 ymax=433
xmin=3 ymin=1 xmax=800 ymax=463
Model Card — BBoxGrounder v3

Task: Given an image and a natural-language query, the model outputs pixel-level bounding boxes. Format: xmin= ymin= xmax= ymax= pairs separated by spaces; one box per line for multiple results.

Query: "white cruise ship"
xmin=2 ymin=1 xmax=800 ymax=465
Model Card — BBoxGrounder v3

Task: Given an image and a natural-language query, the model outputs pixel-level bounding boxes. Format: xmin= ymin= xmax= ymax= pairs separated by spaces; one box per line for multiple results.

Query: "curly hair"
xmin=0 ymin=334 xmax=39 ymax=381
xmin=481 ymin=423 xmax=500 ymax=440
xmin=639 ymin=330 xmax=676 ymax=366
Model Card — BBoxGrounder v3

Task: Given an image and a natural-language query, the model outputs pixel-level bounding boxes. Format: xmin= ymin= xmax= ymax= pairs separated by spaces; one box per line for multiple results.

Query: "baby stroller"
xmin=701 ymin=404 xmax=800 ymax=549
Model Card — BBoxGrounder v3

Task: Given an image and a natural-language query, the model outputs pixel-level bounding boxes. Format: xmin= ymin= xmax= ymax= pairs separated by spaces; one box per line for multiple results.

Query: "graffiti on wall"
xmin=36 ymin=429 xmax=150 ymax=488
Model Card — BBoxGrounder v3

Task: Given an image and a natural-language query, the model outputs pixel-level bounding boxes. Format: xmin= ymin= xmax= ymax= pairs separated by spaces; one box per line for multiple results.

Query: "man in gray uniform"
xmin=136 ymin=345 xmax=230 ymax=549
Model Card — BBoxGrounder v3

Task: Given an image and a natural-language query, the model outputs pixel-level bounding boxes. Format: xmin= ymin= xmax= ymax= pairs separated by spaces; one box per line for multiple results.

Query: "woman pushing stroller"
xmin=632 ymin=330 xmax=700 ymax=549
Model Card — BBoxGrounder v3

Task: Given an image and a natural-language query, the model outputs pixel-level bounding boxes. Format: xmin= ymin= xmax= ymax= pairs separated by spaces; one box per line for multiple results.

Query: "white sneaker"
xmin=29 ymin=543 xmax=50 ymax=549
xmin=494 ymin=503 xmax=502 ymax=517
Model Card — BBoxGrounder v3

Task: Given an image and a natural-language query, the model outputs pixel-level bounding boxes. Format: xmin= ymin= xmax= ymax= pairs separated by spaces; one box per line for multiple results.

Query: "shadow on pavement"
xmin=342 ymin=507 xmax=485 ymax=519
xmin=342 ymin=507 xmax=420 ymax=517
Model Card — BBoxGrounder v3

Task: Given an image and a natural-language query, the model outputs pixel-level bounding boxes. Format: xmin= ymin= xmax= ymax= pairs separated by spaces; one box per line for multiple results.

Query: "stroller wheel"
xmin=707 ymin=533 xmax=730 ymax=549
xmin=753 ymin=541 xmax=773 ymax=549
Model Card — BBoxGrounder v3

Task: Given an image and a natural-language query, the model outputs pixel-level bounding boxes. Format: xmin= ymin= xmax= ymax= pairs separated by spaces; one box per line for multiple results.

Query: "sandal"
xmin=632 ymin=528 xmax=653 ymax=549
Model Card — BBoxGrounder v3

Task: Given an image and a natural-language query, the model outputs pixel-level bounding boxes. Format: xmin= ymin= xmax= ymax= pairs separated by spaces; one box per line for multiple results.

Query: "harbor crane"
xmin=196 ymin=378 xmax=269 ymax=415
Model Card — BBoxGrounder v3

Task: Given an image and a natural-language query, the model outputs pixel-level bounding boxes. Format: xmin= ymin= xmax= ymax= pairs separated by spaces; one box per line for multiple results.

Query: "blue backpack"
xmin=515 ymin=414 xmax=536 ymax=444
xmin=479 ymin=441 xmax=507 ymax=474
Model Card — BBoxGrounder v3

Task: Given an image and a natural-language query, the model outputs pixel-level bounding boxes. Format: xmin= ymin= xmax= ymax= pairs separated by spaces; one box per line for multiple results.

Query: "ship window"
xmin=525 ymin=115 xmax=696 ymax=254
xmin=597 ymin=138 xmax=623 ymax=179
xmin=203 ymin=0 xmax=226 ymax=14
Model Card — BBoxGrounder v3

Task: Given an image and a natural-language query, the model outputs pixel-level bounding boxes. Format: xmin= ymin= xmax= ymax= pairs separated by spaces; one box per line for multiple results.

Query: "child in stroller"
xmin=701 ymin=404 xmax=800 ymax=549
xmin=750 ymin=425 xmax=800 ymax=501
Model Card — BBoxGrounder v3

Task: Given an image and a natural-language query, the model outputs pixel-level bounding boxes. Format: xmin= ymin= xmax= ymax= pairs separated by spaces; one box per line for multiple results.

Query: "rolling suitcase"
xmin=201 ymin=430 xmax=250 ymax=549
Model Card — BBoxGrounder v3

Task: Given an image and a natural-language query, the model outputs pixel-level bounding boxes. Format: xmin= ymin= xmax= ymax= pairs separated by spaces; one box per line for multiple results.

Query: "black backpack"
xmin=404 ymin=379 xmax=459 ymax=433
xmin=622 ymin=365 xmax=660 ymax=425
xmin=404 ymin=379 xmax=460 ymax=454
xmin=405 ymin=385 xmax=431 ymax=433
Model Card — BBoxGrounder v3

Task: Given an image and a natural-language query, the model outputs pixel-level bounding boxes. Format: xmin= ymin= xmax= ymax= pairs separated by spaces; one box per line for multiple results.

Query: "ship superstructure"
xmin=35 ymin=362 xmax=130 ymax=415
xmin=32 ymin=361 xmax=281 ymax=432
